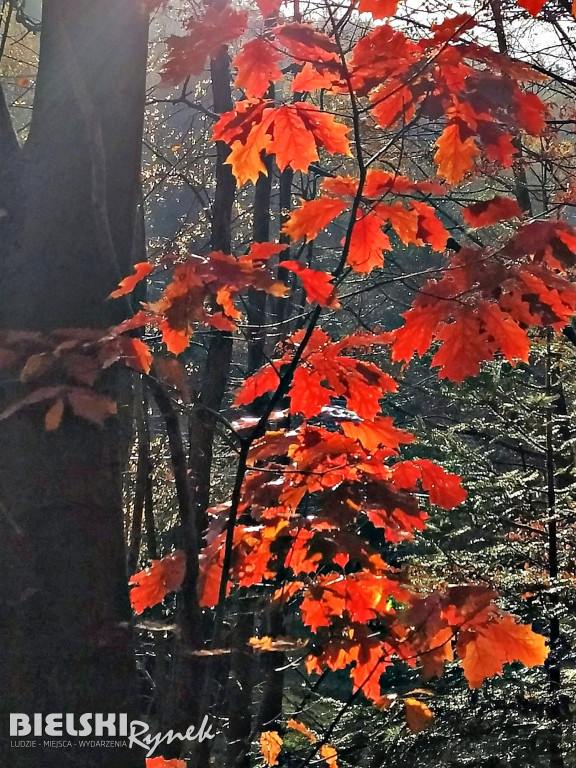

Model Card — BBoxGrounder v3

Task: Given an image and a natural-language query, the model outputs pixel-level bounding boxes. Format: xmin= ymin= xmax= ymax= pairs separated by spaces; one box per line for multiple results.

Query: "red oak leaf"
xmin=456 ymin=614 xmax=549 ymax=688
xmin=514 ymin=90 xmax=547 ymax=134
xmin=346 ymin=210 xmax=391 ymax=272
xmin=109 ymin=262 xmax=153 ymax=298
xmin=281 ymin=261 xmax=340 ymax=307
xmin=283 ymin=197 xmax=347 ymax=242
xmin=162 ymin=6 xmax=248 ymax=83
xmin=462 ymin=196 xmax=523 ymax=228
xmin=233 ymin=38 xmax=283 ymax=99
xmin=431 ymin=312 xmax=493 ymax=382
xmin=129 ymin=551 xmax=186 ymax=614
xmin=357 ymin=0 xmax=399 ymax=18
xmin=273 ymin=23 xmax=338 ymax=63
xmin=434 ymin=123 xmax=480 ymax=184
xmin=517 ymin=0 xmax=546 ymax=15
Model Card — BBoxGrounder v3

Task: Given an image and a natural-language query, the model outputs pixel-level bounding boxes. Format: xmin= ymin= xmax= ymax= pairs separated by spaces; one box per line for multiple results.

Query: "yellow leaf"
xmin=404 ymin=698 xmax=434 ymax=733
xmin=45 ymin=398 xmax=64 ymax=431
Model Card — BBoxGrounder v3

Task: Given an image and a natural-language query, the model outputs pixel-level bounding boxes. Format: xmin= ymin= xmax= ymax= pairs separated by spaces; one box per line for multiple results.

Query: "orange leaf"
xmin=391 ymin=303 xmax=451 ymax=363
xmin=109 ymin=262 xmax=153 ymax=298
xmin=283 ymin=197 xmax=347 ymax=242
xmin=404 ymin=698 xmax=434 ymax=733
xmin=267 ymin=105 xmax=320 ymax=172
xmin=233 ymin=39 xmax=282 ymax=99
xmin=376 ymin=203 xmax=419 ymax=245
xmin=159 ymin=321 xmax=192 ymax=355
xmin=431 ymin=313 xmax=493 ymax=382
xmin=480 ymin=303 xmax=529 ymax=364
xmin=346 ymin=210 xmax=391 ymax=273
xmin=514 ymin=90 xmax=547 ymax=135
xmin=292 ymin=62 xmax=341 ymax=92
xmin=456 ymin=614 xmax=549 ymax=688
xmin=412 ymin=201 xmax=450 ymax=251
xmin=249 ymin=636 xmax=308 ymax=652
xmin=462 ymin=196 xmax=523 ymax=228
xmin=369 ymin=80 xmax=415 ymax=128
xmin=357 ymin=0 xmax=399 ymax=18
xmin=413 ymin=459 xmax=467 ymax=509
xmin=342 ymin=416 xmax=414 ymax=453
xmin=129 ymin=551 xmax=186 ymax=614
xmin=434 ymin=123 xmax=479 ymax=184
xmin=517 ymin=0 xmax=546 ymax=15
xmin=226 ymin=120 xmax=273 ymax=186
xmin=162 ymin=6 xmax=248 ymax=83
xmin=45 ymin=398 xmax=65 ymax=431
xmin=320 ymin=744 xmax=340 ymax=768
xmin=290 ymin=367 xmax=331 ymax=418
xmin=295 ymin=103 xmax=351 ymax=157
xmin=281 ymin=261 xmax=340 ymax=307
xmin=287 ymin=719 xmax=317 ymax=742
xmin=260 ymin=731 xmax=283 ymax=766
xmin=234 ymin=364 xmax=281 ymax=406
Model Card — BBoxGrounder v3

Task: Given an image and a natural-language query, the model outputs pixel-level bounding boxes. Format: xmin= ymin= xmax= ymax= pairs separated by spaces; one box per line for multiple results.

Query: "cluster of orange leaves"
xmin=120 ymin=2 xmax=576 ymax=744
xmin=260 ymin=721 xmax=341 ymax=767
xmin=112 ymin=246 xmax=288 ymax=354
xmin=130 ymin=325 xmax=548 ymax=707
xmin=392 ymin=219 xmax=576 ymax=381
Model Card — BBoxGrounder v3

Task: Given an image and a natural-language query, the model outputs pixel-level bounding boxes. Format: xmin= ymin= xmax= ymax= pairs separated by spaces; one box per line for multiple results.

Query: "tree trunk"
xmin=0 ymin=2 xmax=148 ymax=766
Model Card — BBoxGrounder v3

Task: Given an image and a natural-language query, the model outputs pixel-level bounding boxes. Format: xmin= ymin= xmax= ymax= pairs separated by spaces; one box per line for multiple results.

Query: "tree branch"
xmin=0 ymin=78 xmax=18 ymax=161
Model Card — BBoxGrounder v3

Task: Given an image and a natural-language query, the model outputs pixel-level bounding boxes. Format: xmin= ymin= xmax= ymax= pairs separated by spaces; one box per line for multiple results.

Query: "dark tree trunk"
xmin=0 ymin=2 xmax=148 ymax=766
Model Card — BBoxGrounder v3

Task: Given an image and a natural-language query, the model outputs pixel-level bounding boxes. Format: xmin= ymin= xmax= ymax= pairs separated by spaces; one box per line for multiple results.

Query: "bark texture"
xmin=0 ymin=2 xmax=148 ymax=766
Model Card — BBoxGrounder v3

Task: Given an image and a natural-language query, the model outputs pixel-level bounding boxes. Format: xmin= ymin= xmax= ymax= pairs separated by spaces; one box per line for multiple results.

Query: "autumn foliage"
xmin=5 ymin=0 xmax=576 ymax=761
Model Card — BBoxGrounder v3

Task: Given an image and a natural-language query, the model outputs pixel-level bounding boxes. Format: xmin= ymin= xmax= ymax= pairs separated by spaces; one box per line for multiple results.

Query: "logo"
xmin=9 ymin=714 xmax=216 ymax=756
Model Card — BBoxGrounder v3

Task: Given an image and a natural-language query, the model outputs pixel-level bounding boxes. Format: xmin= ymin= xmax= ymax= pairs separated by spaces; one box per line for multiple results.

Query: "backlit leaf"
xmin=129 ymin=551 xmax=186 ymax=614
xmin=109 ymin=262 xmax=153 ymax=299
xmin=462 ymin=196 xmax=523 ymax=228
xmin=457 ymin=614 xmax=549 ymax=688
xmin=281 ymin=261 xmax=340 ymax=307
xmin=346 ymin=210 xmax=391 ymax=273
xmin=233 ymin=39 xmax=282 ymax=99
xmin=146 ymin=759 xmax=186 ymax=768
xmin=434 ymin=123 xmax=480 ymax=184
xmin=283 ymin=197 xmax=347 ymax=242
xmin=260 ymin=731 xmax=283 ymax=766
xmin=162 ymin=6 xmax=248 ymax=83
xmin=357 ymin=0 xmax=399 ymax=18
xmin=404 ymin=698 xmax=434 ymax=733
